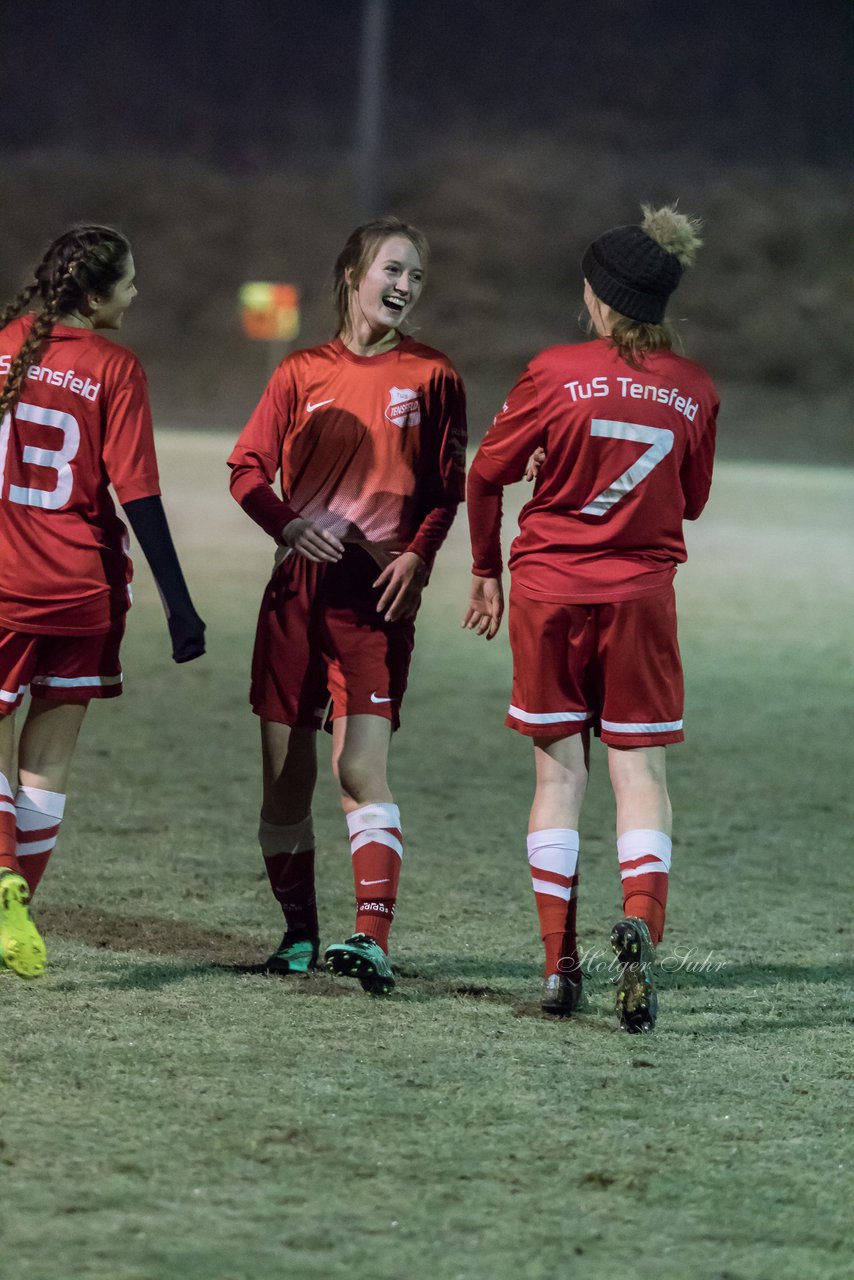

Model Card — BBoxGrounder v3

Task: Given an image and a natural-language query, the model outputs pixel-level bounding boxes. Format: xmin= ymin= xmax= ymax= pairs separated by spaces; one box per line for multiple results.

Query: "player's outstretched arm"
xmin=462 ymin=575 xmax=504 ymax=640
xmin=122 ymin=496 xmax=206 ymax=663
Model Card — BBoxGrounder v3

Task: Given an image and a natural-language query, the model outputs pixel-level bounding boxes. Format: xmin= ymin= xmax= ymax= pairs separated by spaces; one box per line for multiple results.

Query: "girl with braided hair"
xmin=464 ymin=205 xmax=718 ymax=1032
xmin=0 ymin=224 xmax=206 ymax=977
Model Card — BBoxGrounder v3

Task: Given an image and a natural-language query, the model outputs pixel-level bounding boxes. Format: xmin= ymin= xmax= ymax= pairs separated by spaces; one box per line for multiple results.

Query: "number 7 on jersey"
xmin=581 ymin=418 xmax=674 ymax=517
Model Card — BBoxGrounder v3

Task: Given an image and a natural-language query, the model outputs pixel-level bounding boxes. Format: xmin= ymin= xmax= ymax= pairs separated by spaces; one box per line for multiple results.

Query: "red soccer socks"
xmin=527 ymin=828 xmax=580 ymax=978
xmin=347 ymin=802 xmax=402 ymax=953
xmin=15 ymin=786 xmax=65 ymax=898
xmin=617 ymin=828 xmax=671 ymax=946
xmin=258 ymin=815 xmax=318 ymax=939
xmin=0 ymin=771 xmax=21 ymax=877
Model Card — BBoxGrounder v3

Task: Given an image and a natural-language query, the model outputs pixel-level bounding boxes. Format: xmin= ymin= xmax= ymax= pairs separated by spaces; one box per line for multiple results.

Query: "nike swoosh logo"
xmin=306 ymin=398 xmax=335 ymax=413
xmin=370 ymin=692 xmax=394 ymax=703
xmin=360 ymin=878 xmax=390 ymax=886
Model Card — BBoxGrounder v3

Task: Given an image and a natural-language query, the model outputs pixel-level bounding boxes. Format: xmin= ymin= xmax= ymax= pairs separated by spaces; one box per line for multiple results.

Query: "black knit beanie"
xmin=581 ymin=224 xmax=683 ymax=324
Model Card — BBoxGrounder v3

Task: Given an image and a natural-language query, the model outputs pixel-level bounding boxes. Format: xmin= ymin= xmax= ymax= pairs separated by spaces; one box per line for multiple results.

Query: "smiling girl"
xmin=228 ymin=217 xmax=466 ymax=994
xmin=0 ymin=224 xmax=206 ymax=977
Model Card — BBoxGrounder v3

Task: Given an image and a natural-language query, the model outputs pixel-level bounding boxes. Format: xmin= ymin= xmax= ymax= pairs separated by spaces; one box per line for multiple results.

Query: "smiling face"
xmin=347 ymin=235 xmax=425 ymax=342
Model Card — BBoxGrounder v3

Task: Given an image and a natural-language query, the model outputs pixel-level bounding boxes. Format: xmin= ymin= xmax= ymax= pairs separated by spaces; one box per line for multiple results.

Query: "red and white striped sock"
xmin=618 ymin=828 xmax=672 ymax=945
xmin=258 ymin=815 xmax=318 ymax=939
xmin=347 ymin=802 xmax=403 ymax=953
xmin=527 ymin=828 xmax=580 ymax=978
xmin=15 ymin=786 xmax=66 ymax=898
xmin=0 ymin=771 xmax=22 ymax=877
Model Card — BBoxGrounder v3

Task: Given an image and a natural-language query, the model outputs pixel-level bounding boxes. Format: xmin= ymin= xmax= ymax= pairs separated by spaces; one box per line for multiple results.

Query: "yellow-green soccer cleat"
xmin=0 ymin=872 xmax=47 ymax=978
xmin=610 ymin=916 xmax=657 ymax=1033
xmin=324 ymin=933 xmax=395 ymax=995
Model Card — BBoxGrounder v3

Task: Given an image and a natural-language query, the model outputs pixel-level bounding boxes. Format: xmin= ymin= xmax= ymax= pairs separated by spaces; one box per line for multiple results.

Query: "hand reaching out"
xmin=461 ymin=575 xmax=505 ymax=640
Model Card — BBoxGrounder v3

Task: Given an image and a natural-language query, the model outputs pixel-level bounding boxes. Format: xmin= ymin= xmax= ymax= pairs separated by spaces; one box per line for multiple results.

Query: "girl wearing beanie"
xmin=463 ymin=205 xmax=718 ymax=1032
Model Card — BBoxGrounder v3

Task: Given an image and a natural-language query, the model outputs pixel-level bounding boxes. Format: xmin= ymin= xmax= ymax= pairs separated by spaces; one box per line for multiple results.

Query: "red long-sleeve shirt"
xmin=0 ymin=316 xmax=160 ymax=634
xmin=468 ymin=339 xmax=718 ymax=602
xmin=228 ymin=336 xmax=467 ymax=571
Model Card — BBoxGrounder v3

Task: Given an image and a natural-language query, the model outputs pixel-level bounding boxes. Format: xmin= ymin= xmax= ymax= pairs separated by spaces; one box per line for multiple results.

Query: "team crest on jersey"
xmin=385 ymin=386 xmax=421 ymax=428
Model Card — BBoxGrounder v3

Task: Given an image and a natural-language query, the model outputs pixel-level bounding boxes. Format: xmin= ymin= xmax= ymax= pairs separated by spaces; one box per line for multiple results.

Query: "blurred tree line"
xmin=1 ymin=1 xmax=851 ymax=460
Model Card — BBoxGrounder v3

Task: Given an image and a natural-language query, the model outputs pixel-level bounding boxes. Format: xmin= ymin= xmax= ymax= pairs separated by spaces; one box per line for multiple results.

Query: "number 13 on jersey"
xmin=0 ymin=402 xmax=81 ymax=510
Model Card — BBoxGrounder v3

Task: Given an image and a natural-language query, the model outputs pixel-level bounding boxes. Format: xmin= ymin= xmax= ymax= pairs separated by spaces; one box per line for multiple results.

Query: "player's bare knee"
xmin=608 ymin=748 xmax=669 ymax=811
xmin=334 ymin=755 xmax=386 ymax=806
xmin=537 ymin=771 xmax=587 ymax=805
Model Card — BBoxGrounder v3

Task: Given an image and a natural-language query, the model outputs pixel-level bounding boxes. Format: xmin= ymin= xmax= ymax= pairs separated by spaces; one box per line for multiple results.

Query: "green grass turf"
xmin=2 ymin=436 xmax=852 ymax=1280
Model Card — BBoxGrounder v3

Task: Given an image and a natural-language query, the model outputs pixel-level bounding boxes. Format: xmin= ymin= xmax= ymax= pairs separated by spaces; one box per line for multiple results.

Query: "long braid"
xmin=0 ymin=223 xmax=130 ymax=423
xmin=0 ymin=294 xmax=65 ymax=423
xmin=0 ymin=281 xmax=40 ymax=331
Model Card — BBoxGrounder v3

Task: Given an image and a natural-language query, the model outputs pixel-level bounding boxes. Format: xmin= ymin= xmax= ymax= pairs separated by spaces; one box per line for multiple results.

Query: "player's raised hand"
xmin=462 ymin=575 xmax=504 ymax=640
xmin=373 ymin=551 xmax=428 ymax=621
xmin=282 ymin=517 xmax=345 ymax=563
xmin=525 ymin=446 xmax=546 ymax=482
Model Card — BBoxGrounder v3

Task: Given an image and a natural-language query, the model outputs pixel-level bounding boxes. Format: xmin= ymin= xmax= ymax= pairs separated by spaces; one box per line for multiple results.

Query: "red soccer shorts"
xmin=250 ymin=547 xmax=415 ymax=730
xmin=506 ymin=584 xmax=684 ymax=748
xmin=0 ymin=621 xmax=125 ymax=716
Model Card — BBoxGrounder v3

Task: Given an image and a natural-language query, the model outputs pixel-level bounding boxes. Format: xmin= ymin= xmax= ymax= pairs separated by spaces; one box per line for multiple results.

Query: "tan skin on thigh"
xmin=260 ymin=713 xmax=393 ymax=824
xmin=1 ymin=698 xmax=87 ymax=793
xmin=18 ymin=698 xmax=88 ymax=793
xmin=0 ymin=710 xmax=16 ymax=780
xmin=529 ymin=732 xmax=672 ymax=836
xmin=331 ymin=714 xmax=393 ymax=815
xmin=608 ymin=744 xmax=672 ymax=837
xmin=260 ymin=720 xmax=318 ymax=826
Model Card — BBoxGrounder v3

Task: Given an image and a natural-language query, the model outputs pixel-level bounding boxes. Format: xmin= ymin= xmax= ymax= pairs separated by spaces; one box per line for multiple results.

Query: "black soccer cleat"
xmin=541 ymin=972 xmax=583 ymax=1017
xmin=610 ymin=916 xmax=658 ymax=1033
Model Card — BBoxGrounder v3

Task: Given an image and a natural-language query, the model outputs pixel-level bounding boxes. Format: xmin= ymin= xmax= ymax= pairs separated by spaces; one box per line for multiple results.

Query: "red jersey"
xmin=468 ymin=339 xmax=718 ymax=602
xmin=0 ymin=316 xmax=160 ymax=634
xmin=228 ymin=337 xmax=467 ymax=568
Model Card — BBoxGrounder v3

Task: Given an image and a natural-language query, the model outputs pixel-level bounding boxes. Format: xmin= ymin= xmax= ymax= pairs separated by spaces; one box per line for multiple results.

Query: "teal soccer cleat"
xmin=324 ymin=933 xmax=395 ymax=995
xmin=265 ymin=932 xmax=319 ymax=975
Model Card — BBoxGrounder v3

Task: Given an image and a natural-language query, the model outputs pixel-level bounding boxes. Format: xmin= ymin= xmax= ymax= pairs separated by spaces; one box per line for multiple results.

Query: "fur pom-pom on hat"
xmin=582 ymin=204 xmax=703 ymax=324
xmin=640 ymin=204 xmax=703 ymax=267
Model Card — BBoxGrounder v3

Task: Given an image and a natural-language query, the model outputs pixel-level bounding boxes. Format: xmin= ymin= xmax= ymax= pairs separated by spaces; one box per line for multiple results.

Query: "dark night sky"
xmin=2 ymin=0 xmax=852 ymax=167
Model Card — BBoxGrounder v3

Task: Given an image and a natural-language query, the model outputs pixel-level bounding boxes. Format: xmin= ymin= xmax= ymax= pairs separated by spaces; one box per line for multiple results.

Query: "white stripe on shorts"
xmin=1 ymin=683 xmax=27 ymax=704
xmin=601 ymin=718 xmax=682 ymax=734
xmin=508 ymin=704 xmax=589 ymax=726
xmin=30 ymin=674 xmax=123 ymax=689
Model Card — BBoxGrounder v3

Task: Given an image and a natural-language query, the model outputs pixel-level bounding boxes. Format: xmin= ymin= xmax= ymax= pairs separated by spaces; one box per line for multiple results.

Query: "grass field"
xmin=2 ymin=434 xmax=852 ymax=1280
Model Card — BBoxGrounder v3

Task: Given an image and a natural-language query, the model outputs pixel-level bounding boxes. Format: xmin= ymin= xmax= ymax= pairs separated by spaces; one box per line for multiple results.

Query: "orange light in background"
xmin=240 ymin=282 xmax=300 ymax=341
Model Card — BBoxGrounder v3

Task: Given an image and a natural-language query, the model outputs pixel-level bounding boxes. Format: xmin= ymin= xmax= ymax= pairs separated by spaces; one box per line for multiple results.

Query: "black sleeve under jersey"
xmin=122 ymin=495 xmax=206 ymax=663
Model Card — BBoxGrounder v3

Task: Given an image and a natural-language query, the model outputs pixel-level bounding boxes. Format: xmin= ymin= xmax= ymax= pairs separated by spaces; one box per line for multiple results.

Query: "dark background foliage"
xmin=2 ymin=1 xmax=851 ymax=458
